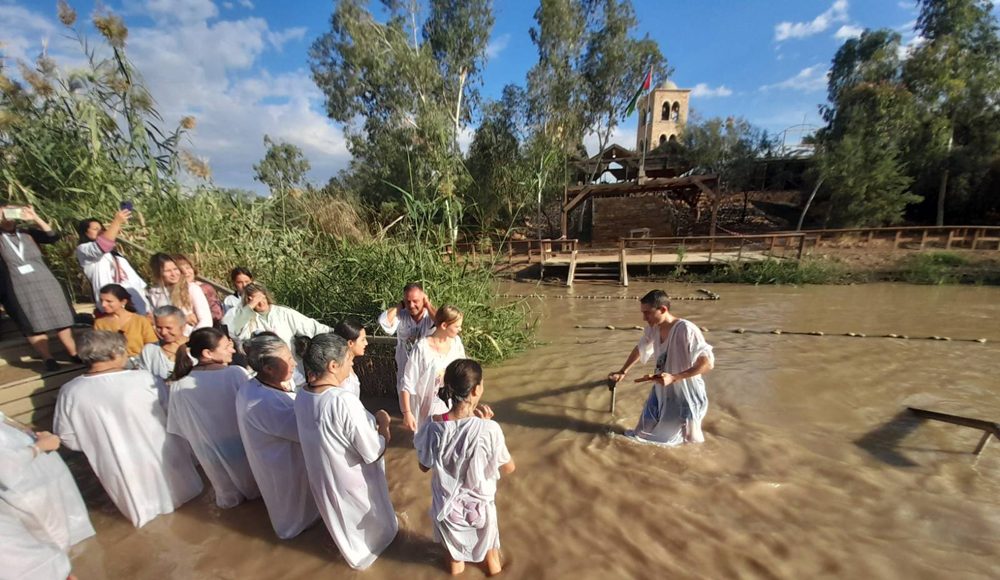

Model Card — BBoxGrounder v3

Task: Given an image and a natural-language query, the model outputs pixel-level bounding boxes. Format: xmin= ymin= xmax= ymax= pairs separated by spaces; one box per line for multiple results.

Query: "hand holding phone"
xmin=120 ymin=200 xmax=134 ymax=212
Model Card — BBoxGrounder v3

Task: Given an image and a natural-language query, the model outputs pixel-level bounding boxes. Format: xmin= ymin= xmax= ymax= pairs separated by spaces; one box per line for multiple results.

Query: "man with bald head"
xmin=378 ymin=282 xmax=437 ymax=392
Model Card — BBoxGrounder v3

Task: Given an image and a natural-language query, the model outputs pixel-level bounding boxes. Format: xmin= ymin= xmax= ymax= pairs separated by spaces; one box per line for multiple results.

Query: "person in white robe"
xmin=138 ymin=306 xmax=195 ymax=407
xmin=53 ymin=329 xmax=204 ymax=528
xmin=167 ymin=328 xmax=259 ymax=509
xmin=295 ymin=333 xmax=397 ymax=570
xmin=1 ymin=414 xmax=95 ymax=580
xmin=377 ymin=282 xmax=436 ymax=391
xmin=609 ymin=289 xmax=715 ymax=446
xmin=75 ymin=210 xmax=150 ymax=314
xmin=145 ymin=253 xmax=212 ymax=335
xmin=236 ymin=333 xmax=319 ymax=539
xmin=415 ymin=359 xmax=515 ymax=576
xmin=333 ymin=319 xmax=370 ymax=398
xmin=220 ymin=267 xmax=254 ymax=328
xmin=229 ymin=284 xmax=330 ymax=350
xmin=400 ymin=305 xmax=466 ymax=432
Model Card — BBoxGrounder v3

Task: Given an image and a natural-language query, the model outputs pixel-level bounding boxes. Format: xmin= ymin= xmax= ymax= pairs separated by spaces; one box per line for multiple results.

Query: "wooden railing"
xmin=776 ymin=226 xmax=1000 ymax=251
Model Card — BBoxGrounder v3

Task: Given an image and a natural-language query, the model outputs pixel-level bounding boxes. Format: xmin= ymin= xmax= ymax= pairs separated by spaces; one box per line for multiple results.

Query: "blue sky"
xmin=1 ymin=0 xmax=929 ymax=192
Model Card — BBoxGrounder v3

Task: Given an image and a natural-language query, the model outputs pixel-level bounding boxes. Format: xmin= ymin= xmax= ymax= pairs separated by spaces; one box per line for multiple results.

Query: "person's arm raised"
xmin=102 ymin=209 xmax=131 ymax=242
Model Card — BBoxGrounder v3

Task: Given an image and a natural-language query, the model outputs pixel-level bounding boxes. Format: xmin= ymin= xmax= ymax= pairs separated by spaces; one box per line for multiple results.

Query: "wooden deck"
xmin=543 ymin=249 xmax=774 ymax=266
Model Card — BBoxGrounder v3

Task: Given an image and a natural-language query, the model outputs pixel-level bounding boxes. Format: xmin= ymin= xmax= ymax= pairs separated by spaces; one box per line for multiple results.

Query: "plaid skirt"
xmin=0 ymin=259 xmax=75 ymax=335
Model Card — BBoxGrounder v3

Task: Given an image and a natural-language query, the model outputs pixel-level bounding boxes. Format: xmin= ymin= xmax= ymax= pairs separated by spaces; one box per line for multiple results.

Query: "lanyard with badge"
xmin=3 ymin=232 xmax=34 ymax=275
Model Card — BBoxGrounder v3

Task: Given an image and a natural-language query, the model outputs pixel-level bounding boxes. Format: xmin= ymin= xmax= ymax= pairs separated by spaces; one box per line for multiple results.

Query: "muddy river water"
xmin=66 ymin=282 xmax=1000 ymax=579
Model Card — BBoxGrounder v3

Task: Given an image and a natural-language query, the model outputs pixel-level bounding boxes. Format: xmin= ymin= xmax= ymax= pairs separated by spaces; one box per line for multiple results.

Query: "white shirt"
xmin=295 ymin=387 xmax=397 ymax=570
xmin=235 ymin=378 xmax=319 ymax=539
xmin=167 ymin=366 xmax=259 ymax=508
xmin=378 ymin=308 xmax=435 ymax=389
xmin=75 ymin=240 xmax=151 ymax=315
xmin=147 ymin=282 xmax=213 ymax=335
xmin=53 ymin=370 xmax=204 ymax=528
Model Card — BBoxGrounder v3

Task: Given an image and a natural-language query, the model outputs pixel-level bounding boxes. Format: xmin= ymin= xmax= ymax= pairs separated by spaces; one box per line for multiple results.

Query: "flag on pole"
xmin=624 ymin=68 xmax=652 ymax=117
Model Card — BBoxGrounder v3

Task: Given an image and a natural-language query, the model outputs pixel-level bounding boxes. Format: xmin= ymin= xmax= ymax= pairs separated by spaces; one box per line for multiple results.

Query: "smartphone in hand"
xmin=2 ymin=206 xmax=25 ymax=221
xmin=120 ymin=200 xmax=134 ymax=211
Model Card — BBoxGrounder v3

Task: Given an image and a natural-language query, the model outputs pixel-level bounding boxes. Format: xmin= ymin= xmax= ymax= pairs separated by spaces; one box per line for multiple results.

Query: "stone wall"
xmin=592 ymin=195 xmax=681 ymax=245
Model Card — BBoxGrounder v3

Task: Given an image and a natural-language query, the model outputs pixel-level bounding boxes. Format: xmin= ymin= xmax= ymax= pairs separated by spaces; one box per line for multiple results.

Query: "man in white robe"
xmin=609 ymin=289 xmax=714 ymax=446
xmin=295 ymin=387 xmax=397 ymax=570
xmin=236 ymin=377 xmax=319 ymax=539
xmin=377 ymin=282 xmax=436 ymax=391
xmin=53 ymin=367 xmax=204 ymax=527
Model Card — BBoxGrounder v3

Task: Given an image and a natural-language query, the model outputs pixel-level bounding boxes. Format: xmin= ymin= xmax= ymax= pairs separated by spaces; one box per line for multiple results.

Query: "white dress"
xmin=378 ymin=308 xmax=435 ymax=391
xmin=628 ymin=319 xmax=715 ymax=446
xmin=342 ymin=371 xmax=361 ymax=398
xmin=147 ymin=282 xmax=212 ymax=335
xmin=294 ymin=388 xmax=397 ymax=570
xmin=401 ymin=337 xmax=466 ymax=432
xmin=0 ymin=412 xmax=95 ymax=579
xmin=53 ymin=370 xmax=204 ymax=528
xmin=75 ymin=240 xmax=151 ymax=314
xmin=415 ymin=417 xmax=511 ymax=563
xmin=229 ymin=304 xmax=330 ymax=349
xmin=235 ymin=378 xmax=319 ymax=539
xmin=167 ymin=366 xmax=259 ymax=508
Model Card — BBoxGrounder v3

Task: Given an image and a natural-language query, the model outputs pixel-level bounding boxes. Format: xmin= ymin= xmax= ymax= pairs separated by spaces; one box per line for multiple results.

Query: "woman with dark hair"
xmin=223 ymin=267 xmax=253 ymax=314
xmin=415 ymin=359 xmax=515 ymax=576
xmin=295 ymin=333 xmax=396 ymax=570
xmin=93 ymin=284 xmax=157 ymax=358
xmin=333 ymin=319 xmax=368 ymax=398
xmin=53 ymin=329 xmax=203 ymax=528
xmin=0 ymin=204 xmax=77 ymax=371
xmin=146 ymin=252 xmax=212 ymax=334
xmin=173 ymin=254 xmax=224 ymax=325
xmin=166 ymin=328 xmax=258 ymax=509
xmin=75 ymin=209 xmax=150 ymax=314
xmin=235 ymin=333 xmax=318 ymax=539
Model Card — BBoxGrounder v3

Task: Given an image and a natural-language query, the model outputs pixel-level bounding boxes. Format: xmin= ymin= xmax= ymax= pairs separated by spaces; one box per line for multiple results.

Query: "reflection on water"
xmin=68 ymin=283 xmax=1000 ymax=579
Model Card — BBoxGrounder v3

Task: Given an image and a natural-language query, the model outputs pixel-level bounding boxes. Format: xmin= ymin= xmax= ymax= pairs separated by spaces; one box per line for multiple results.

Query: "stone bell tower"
xmin=635 ymin=79 xmax=690 ymax=152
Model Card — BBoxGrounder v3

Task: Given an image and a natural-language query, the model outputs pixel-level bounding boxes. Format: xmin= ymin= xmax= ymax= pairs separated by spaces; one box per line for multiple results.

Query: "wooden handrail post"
xmin=796 ymin=234 xmax=805 ymax=261
xmin=894 ymin=230 xmax=903 ymax=249
xmin=919 ymin=229 xmax=928 ymax=250
xmin=566 ymin=248 xmax=578 ymax=287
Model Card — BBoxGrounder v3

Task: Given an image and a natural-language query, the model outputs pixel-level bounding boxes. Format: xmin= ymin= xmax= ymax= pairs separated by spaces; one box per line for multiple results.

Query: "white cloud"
xmin=2 ymin=2 xmax=348 ymax=192
xmin=761 ymin=65 xmax=830 ymax=93
xmin=774 ymin=0 xmax=849 ymax=41
xmin=897 ymin=34 xmax=927 ymax=60
xmin=690 ymin=83 xmax=733 ymax=98
xmin=583 ymin=124 xmax=634 ymax=157
xmin=239 ymin=0 xmax=254 ymax=8
xmin=834 ymin=24 xmax=864 ymax=40
xmin=485 ymin=33 xmax=510 ymax=60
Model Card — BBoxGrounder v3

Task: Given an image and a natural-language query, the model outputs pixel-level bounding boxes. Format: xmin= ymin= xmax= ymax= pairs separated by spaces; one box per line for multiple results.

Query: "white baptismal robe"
xmin=341 ymin=371 xmax=361 ymax=398
xmin=235 ymin=378 xmax=319 ymax=539
xmin=0 ymin=413 xmax=96 ymax=579
xmin=401 ymin=336 xmax=466 ymax=432
xmin=415 ymin=417 xmax=511 ymax=562
xmin=295 ymin=387 xmax=397 ymax=570
xmin=378 ymin=308 xmax=435 ymax=390
xmin=53 ymin=370 xmax=204 ymax=527
xmin=167 ymin=366 xmax=259 ymax=508
xmin=631 ymin=319 xmax=715 ymax=446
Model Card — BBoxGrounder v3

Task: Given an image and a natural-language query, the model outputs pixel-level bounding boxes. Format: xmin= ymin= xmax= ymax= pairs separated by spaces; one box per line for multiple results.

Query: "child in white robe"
xmin=400 ymin=305 xmax=466 ymax=432
xmin=236 ymin=333 xmax=319 ymax=539
xmin=167 ymin=328 xmax=259 ymax=509
xmin=295 ymin=333 xmax=397 ymax=570
xmin=415 ymin=359 xmax=515 ymax=576
xmin=53 ymin=330 xmax=203 ymax=528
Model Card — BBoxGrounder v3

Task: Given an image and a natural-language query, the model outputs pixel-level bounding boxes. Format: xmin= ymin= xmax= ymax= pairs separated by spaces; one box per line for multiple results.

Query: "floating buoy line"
xmin=497 ymin=288 xmax=721 ymax=302
xmin=569 ymin=325 xmax=989 ymax=343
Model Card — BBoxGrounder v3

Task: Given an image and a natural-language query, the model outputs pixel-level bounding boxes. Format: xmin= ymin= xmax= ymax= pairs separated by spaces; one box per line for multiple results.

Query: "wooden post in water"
xmin=619 ymin=240 xmax=629 ymax=287
xmin=566 ymin=248 xmax=578 ymax=287
xmin=606 ymin=377 xmax=617 ymax=414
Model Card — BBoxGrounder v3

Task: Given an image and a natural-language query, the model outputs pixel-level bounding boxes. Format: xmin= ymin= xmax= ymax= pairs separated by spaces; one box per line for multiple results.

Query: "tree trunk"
xmin=936 ymin=127 xmax=954 ymax=227
xmin=797 ymin=177 xmax=824 ymax=231
xmin=453 ymin=69 xmax=467 ymax=153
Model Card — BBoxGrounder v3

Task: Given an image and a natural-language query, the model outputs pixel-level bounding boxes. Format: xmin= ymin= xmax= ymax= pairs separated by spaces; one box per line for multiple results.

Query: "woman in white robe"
xmin=75 ymin=211 xmax=150 ymax=314
xmin=609 ymin=290 xmax=715 ymax=446
xmin=0 ymin=414 xmax=95 ymax=579
xmin=167 ymin=328 xmax=259 ymax=509
xmin=229 ymin=284 xmax=330 ymax=350
xmin=400 ymin=305 xmax=466 ymax=432
xmin=295 ymin=333 xmax=396 ymax=570
xmin=138 ymin=306 xmax=195 ymax=407
xmin=53 ymin=329 xmax=203 ymax=528
xmin=415 ymin=359 xmax=515 ymax=576
xmin=236 ymin=333 xmax=319 ymax=539
xmin=333 ymin=319 xmax=370 ymax=398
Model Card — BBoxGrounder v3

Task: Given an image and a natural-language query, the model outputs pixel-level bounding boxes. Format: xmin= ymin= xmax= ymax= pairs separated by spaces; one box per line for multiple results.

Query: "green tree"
xmin=816 ymin=30 xmax=921 ymax=227
xmin=904 ymin=0 xmax=1000 ymax=225
xmin=252 ymin=135 xmax=311 ymax=196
